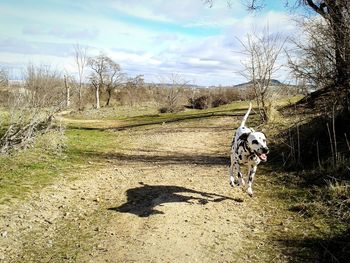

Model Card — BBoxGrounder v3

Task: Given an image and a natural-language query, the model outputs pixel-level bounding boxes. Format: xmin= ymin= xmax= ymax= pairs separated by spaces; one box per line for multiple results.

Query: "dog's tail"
xmin=240 ymin=102 xmax=252 ymax=127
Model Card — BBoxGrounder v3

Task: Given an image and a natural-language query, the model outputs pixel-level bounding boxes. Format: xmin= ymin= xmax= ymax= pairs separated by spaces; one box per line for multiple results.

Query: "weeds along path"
xmin=1 ymin=116 xmax=294 ymax=262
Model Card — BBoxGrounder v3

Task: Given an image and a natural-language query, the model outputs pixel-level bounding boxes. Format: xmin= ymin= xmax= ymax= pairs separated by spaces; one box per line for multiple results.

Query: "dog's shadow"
xmin=108 ymin=183 xmax=242 ymax=217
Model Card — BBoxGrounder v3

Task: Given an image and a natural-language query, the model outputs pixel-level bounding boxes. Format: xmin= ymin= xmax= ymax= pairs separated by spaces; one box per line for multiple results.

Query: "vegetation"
xmin=0 ymin=126 xmax=126 ymax=203
xmin=238 ymin=27 xmax=287 ymax=122
xmin=88 ymin=54 xmax=124 ymax=109
xmin=0 ymin=98 xmax=296 ymax=202
xmin=1 ymin=98 xmax=349 ymax=261
xmin=0 ymin=1 xmax=349 ymax=261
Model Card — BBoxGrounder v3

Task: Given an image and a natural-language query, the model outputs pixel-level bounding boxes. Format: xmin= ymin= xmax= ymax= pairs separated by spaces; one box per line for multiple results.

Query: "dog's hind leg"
xmin=229 ymin=155 xmax=236 ymax=187
xmin=247 ymin=165 xmax=257 ymax=196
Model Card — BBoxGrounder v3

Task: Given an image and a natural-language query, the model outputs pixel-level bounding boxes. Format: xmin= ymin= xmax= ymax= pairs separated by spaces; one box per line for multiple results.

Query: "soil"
xmin=0 ymin=116 xmax=294 ymax=262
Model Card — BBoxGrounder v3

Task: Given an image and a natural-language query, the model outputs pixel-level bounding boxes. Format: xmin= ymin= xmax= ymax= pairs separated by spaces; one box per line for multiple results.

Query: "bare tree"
xmin=1 ymin=66 xmax=64 ymax=154
xmin=88 ymin=54 xmax=122 ymax=109
xmin=105 ymin=65 xmax=124 ymax=107
xmin=0 ymin=68 xmax=9 ymax=87
xmin=238 ymin=0 xmax=350 ymax=110
xmin=123 ymin=75 xmax=144 ymax=106
xmin=25 ymin=64 xmax=65 ymax=108
xmin=64 ymin=74 xmax=72 ymax=108
xmin=0 ymin=99 xmax=55 ymax=154
xmin=238 ymin=28 xmax=286 ymax=122
xmin=160 ymin=74 xmax=189 ymax=113
xmin=288 ymin=17 xmax=336 ymax=91
xmin=74 ymin=44 xmax=88 ymax=109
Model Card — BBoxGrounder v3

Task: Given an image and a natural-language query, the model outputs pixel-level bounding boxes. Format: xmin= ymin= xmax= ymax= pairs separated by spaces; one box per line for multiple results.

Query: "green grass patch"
xmin=65 ymin=101 xmax=252 ymax=130
xmin=0 ymin=96 xmax=302 ymax=204
xmin=0 ymin=149 xmax=63 ymax=203
xmin=0 ymin=128 xmax=126 ymax=204
xmin=68 ymin=104 xmax=159 ymax=120
xmin=65 ymin=128 xmax=125 ymax=162
xmin=65 ymin=97 xmax=303 ymax=130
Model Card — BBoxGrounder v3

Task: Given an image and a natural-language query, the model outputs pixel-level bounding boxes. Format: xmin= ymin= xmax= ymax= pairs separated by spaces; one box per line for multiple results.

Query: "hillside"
xmin=233 ymin=79 xmax=283 ymax=88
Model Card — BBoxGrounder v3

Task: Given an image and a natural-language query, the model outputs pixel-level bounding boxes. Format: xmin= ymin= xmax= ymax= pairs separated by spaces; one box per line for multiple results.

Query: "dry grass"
xmin=1 ymin=97 xmax=349 ymax=262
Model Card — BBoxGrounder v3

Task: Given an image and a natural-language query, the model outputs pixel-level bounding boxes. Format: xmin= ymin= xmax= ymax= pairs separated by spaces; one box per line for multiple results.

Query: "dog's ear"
xmin=238 ymin=133 xmax=250 ymax=141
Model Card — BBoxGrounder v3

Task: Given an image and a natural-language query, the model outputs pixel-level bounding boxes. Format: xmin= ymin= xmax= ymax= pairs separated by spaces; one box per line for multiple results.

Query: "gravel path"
xmin=0 ymin=117 xmax=288 ymax=262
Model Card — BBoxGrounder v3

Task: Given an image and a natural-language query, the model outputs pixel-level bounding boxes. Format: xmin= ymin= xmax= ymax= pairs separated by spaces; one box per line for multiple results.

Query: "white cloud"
xmin=106 ymin=0 xmax=244 ymax=28
xmin=0 ymin=1 xmax=298 ymax=86
xmin=108 ymin=0 xmax=207 ymax=23
xmin=23 ymin=26 xmax=100 ymax=40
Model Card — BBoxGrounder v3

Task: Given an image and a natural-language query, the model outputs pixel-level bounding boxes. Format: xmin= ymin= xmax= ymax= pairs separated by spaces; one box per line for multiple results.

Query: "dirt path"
xmin=0 ymin=117 xmax=290 ymax=262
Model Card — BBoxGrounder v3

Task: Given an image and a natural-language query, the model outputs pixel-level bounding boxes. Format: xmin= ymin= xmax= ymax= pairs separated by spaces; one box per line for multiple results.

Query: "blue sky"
xmin=0 ymin=0 xmax=297 ymax=85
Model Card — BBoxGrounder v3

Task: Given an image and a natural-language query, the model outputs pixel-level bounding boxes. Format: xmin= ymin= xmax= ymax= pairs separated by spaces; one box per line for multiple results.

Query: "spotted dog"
xmin=229 ymin=102 xmax=269 ymax=196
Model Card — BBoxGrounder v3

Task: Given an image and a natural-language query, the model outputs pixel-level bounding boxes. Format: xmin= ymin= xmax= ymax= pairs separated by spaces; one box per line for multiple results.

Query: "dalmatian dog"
xmin=229 ymin=102 xmax=269 ymax=196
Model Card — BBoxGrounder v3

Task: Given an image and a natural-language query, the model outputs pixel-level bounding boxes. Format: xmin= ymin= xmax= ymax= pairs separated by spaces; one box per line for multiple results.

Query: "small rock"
xmin=97 ymin=244 xmax=105 ymax=250
xmin=1 ymin=231 xmax=8 ymax=238
xmin=44 ymin=219 xmax=53 ymax=225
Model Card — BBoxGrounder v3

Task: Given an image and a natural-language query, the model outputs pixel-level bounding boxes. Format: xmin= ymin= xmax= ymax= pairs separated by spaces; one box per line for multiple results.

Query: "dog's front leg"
xmin=247 ymin=165 xmax=257 ymax=196
xmin=237 ymin=167 xmax=245 ymax=187
xmin=230 ymin=155 xmax=245 ymax=187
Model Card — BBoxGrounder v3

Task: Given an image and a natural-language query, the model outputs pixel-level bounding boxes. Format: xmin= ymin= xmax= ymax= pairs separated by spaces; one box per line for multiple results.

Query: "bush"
xmin=211 ymin=97 xmax=229 ymax=107
xmin=158 ymin=106 xmax=183 ymax=113
xmin=159 ymin=107 xmax=170 ymax=113
xmin=34 ymin=128 xmax=66 ymax=156
xmin=188 ymin=96 xmax=209 ymax=109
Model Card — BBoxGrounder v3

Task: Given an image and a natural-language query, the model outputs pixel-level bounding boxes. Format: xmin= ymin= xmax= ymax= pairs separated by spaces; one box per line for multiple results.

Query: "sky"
xmin=0 ymin=0 xmax=299 ymax=86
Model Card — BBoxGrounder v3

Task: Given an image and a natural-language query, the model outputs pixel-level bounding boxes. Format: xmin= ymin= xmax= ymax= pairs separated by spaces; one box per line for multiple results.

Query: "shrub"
xmin=158 ymin=106 xmax=183 ymax=113
xmin=211 ymin=97 xmax=229 ymax=107
xmin=188 ymin=96 xmax=209 ymax=109
xmin=159 ymin=107 xmax=170 ymax=113
xmin=34 ymin=127 xmax=66 ymax=156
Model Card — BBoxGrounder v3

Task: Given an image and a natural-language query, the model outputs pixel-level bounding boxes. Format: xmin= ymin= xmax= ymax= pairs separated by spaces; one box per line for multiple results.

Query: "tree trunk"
xmin=260 ymin=93 xmax=268 ymax=122
xmin=64 ymin=75 xmax=70 ymax=108
xmin=95 ymin=85 xmax=100 ymax=109
xmin=331 ymin=11 xmax=350 ymax=110
xmin=307 ymin=1 xmax=350 ymax=110
xmin=78 ymin=83 xmax=82 ymax=110
xmin=106 ymin=88 xmax=112 ymax=107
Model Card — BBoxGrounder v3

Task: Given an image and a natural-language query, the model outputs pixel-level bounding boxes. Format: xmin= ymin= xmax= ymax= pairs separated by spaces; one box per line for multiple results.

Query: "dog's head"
xmin=246 ymin=132 xmax=269 ymax=162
